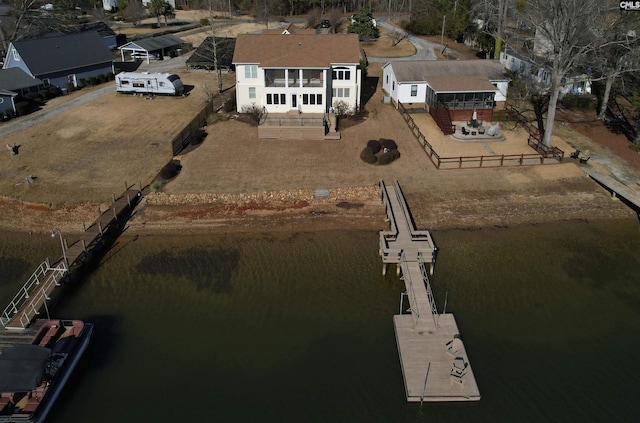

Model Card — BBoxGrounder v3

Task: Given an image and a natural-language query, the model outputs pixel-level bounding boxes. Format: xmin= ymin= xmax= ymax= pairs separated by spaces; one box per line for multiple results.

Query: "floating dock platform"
xmin=379 ymin=180 xmax=480 ymax=402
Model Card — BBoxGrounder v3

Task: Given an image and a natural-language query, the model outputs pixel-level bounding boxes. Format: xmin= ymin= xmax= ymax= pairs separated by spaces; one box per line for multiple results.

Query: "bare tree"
xmin=0 ymin=0 xmax=43 ymax=51
xmin=123 ymin=1 xmax=146 ymax=26
xmin=470 ymin=0 xmax=516 ymax=59
xmin=207 ymin=0 xmax=224 ymax=93
xmin=519 ymin=0 xmax=614 ymax=146
xmin=592 ymin=14 xmax=640 ymax=120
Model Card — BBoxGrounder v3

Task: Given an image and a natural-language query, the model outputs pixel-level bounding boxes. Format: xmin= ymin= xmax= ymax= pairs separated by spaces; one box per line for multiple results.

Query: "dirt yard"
xmin=0 ymin=20 xmax=637 ymax=235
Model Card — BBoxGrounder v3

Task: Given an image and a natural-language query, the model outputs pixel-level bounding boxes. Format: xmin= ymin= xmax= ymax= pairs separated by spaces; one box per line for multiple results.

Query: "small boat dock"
xmin=379 ymin=180 xmax=480 ymax=402
xmin=1 ymin=187 xmax=141 ymax=331
xmin=583 ymin=167 xmax=640 ymax=216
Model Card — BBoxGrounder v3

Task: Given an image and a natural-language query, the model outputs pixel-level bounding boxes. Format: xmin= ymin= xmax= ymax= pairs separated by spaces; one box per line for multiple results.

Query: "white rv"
xmin=115 ymin=72 xmax=184 ymax=96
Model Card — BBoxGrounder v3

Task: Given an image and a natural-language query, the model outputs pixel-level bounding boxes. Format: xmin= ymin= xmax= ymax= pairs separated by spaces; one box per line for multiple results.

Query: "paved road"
xmin=369 ymin=20 xmax=438 ymax=62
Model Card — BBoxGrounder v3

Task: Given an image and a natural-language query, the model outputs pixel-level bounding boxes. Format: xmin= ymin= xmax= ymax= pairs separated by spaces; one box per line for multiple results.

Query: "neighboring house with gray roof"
xmin=3 ymin=31 xmax=113 ymax=89
xmin=0 ymin=68 xmax=44 ymax=114
xmin=499 ymin=48 xmax=591 ymax=98
xmin=382 ymin=60 xmax=510 ymax=122
xmin=232 ymin=33 xmax=362 ymax=116
xmin=118 ymin=35 xmax=183 ymax=63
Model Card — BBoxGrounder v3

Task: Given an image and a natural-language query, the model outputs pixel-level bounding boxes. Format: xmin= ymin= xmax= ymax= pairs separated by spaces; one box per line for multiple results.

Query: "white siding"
xmin=382 ymin=64 xmax=394 ymax=96
xmin=236 ymin=64 xmax=360 ymax=114
xmin=493 ymin=81 xmax=508 ymax=102
xmin=329 ymin=64 xmax=359 ymax=113
xmin=396 ymin=83 xmax=426 ymax=105
xmin=236 ymin=64 xmax=264 ymax=111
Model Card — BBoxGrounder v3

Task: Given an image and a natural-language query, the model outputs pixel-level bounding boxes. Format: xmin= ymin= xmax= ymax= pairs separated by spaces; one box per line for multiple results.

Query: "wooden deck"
xmin=583 ymin=167 xmax=640 ymax=213
xmin=1 ymin=188 xmax=141 ymax=331
xmin=379 ymin=179 xmax=480 ymax=402
xmin=395 ymin=314 xmax=481 ymax=401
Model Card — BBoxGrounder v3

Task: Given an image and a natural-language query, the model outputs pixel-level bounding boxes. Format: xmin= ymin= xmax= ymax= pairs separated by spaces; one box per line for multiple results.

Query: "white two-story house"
xmin=232 ymin=33 xmax=362 ymax=116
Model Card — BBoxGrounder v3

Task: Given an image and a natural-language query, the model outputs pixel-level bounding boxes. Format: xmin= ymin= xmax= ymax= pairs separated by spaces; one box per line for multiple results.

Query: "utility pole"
xmin=441 ymin=15 xmax=446 ymax=47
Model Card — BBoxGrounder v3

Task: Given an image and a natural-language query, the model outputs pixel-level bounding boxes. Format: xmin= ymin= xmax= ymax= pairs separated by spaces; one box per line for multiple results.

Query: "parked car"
xmin=320 ymin=19 xmax=331 ymax=28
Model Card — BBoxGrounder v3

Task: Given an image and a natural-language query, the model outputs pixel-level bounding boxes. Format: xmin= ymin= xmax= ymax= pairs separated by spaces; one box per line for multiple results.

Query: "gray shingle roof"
xmin=0 ymin=68 xmax=43 ymax=91
xmin=119 ymin=35 xmax=183 ymax=52
xmin=11 ymin=31 xmax=113 ymax=76
xmin=386 ymin=60 xmax=510 ymax=92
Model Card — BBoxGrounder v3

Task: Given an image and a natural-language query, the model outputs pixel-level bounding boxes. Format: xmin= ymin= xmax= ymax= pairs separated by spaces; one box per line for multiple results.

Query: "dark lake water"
xmin=1 ymin=219 xmax=639 ymax=422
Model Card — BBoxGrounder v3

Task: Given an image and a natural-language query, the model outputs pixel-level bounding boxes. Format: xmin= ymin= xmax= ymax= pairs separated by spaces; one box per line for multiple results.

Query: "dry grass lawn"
xmin=0 ymin=70 xmax=235 ymax=204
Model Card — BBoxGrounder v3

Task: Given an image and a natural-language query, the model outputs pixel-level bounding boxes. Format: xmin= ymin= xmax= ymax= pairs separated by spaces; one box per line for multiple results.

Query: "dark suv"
xmin=320 ymin=19 xmax=331 ymax=28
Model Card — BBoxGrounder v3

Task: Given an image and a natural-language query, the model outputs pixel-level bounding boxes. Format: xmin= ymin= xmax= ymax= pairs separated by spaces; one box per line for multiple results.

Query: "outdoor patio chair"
xmin=446 ymin=336 xmax=464 ymax=357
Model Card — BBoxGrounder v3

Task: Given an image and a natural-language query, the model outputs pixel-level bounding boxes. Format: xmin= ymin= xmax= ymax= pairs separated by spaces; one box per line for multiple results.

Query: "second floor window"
xmin=411 ymin=85 xmax=418 ymax=97
xmin=332 ymin=68 xmax=351 ymax=80
xmin=245 ymin=65 xmax=258 ymax=79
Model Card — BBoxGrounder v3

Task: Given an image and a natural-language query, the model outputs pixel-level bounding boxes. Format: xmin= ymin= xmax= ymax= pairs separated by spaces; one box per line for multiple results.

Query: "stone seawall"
xmin=144 ymin=185 xmax=381 ymax=206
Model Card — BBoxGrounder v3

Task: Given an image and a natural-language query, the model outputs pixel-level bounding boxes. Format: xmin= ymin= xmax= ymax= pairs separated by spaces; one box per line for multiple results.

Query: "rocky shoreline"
xmin=0 ymin=179 xmax=635 ymax=237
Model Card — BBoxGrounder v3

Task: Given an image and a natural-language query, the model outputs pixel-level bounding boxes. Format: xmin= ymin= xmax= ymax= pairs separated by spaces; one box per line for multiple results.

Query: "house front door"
xmin=291 ymin=94 xmax=297 ymax=110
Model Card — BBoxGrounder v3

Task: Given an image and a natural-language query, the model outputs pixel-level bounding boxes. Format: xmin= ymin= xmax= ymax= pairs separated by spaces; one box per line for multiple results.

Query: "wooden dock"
xmin=379 ymin=180 xmax=480 ymax=402
xmin=1 ymin=188 xmax=141 ymax=331
xmin=583 ymin=167 xmax=640 ymax=214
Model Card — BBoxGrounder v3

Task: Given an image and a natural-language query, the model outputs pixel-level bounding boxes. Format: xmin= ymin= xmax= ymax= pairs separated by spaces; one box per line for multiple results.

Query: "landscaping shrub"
xmin=47 ymin=87 xmax=60 ymax=99
xmin=151 ymin=181 xmax=164 ymax=191
xmin=97 ymin=74 xmax=106 ymax=84
xmin=199 ymin=18 xmax=210 ymax=26
xmin=240 ymin=103 xmax=266 ymax=125
xmin=24 ymin=92 xmax=43 ymax=103
xmin=367 ymin=139 xmax=381 ymax=154
xmin=377 ymin=151 xmax=392 ymax=165
xmin=79 ymin=78 xmax=87 ymax=88
xmin=64 ymin=82 xmax=75 ymax=93
xmin=332 ymin=100 xmax=353 ymax=117
xmin=38 ymin=90 xmax=51 ymax=100
xmin=158 ymin=159 xmax=182 ymax=181
xmin=88 ymin=76 xmax=97 ymax=85
xmin=106 ymin=72 xmax=114 ymax=81
xmin=360 ymin=146 xmax=377 ymax=164
xmin=380 ymin=138 xmax=397 ymax=150
xmin=5 ymin=109 xmax=16 ymax=120
xmin=15 ymin=101 xmax=37 ymax=116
